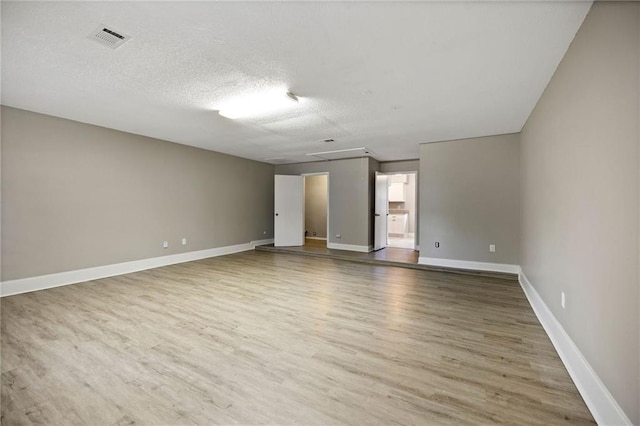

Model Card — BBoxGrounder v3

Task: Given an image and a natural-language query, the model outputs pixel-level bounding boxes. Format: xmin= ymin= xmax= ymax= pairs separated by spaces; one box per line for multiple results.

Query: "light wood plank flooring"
xmin=1 ymin=251 xmax=594 ymax=425
xmin=256 ymin=242 xmax=516 ymax=280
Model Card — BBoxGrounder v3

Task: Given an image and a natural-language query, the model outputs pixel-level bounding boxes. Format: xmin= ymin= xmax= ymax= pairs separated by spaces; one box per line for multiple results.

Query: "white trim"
xmin=417 ymin=257 xmax=519 ymax=274
xmin=301 ymin=172 xmax=328 ymax=177
xmin=305 ymin=236 xmax=327 ymax=241
xmin=519 ymin=271 xmax=631 ymax=426
xmin=326 ymin=242 xmax=372 ymax=253
xmin=0 ymin=239 xmax=273 ymax=298
xmin=251 ymin=238 xmax=274 ymax=248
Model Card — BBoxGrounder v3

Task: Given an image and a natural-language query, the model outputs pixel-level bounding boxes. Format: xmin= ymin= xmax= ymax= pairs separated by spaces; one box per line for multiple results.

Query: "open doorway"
xmin=303 ymin=173 xmax=329 ymax=248
xmin=386 ymin=172 xmax=417 ymax=250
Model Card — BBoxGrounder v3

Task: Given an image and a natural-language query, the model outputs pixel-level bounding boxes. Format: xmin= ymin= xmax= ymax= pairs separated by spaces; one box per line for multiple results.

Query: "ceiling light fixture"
xmin=218 ymin=89 xmax=299 ymax=119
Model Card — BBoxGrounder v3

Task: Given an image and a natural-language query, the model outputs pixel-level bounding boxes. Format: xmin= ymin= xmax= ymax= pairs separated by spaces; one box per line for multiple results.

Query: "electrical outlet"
xmin=263 ymin=231 xmax=267 ymax=235
xmin=181 ymin=238 xmax=187 ymax=245
xmin=561 ymin=292 xmax=566 ymax=309
xmin=336 ymin=234 xmax=341 ymax=239
xmin=489 ymin=244 xmax=496 ymax=252
xmin=163 ymin=241 xmax=168 ymax=249
xmin=435 ymin=241 xmax=440 ymax=248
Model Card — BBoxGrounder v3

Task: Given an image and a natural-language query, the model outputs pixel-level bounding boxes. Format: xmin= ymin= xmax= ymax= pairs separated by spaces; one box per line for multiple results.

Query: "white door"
xmin=374 ymin=172 xmax=388 ymax=250
xmin=274 ymin=175 xmax=304 ymax=247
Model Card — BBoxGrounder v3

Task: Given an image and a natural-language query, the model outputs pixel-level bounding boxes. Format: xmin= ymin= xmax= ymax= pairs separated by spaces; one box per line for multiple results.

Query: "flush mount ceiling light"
xmin=218 ymin=89 xmax=300 ymax=119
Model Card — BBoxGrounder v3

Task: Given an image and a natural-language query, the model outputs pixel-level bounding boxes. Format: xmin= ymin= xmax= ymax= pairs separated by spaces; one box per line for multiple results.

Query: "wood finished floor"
xmin=257 ymin=241 xmax=515 ymax=281
xmin=1 ymin=251 xmax=594 ymax=425
xmin=263 ymin=238 xmax=421 ymax=267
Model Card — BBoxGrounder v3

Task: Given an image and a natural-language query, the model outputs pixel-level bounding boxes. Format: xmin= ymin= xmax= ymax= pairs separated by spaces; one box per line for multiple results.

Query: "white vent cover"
xmin=90 ymin=25 xmax=130 ymax=49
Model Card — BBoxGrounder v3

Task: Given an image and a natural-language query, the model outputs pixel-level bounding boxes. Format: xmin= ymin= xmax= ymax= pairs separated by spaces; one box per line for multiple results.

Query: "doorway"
xmin=375 ymin=172 xmax=417 ymax=250
xmin=303 ymin=173 xmax=329 ymax=248
xmin=386 ymin=172 xmax=417 ymax=249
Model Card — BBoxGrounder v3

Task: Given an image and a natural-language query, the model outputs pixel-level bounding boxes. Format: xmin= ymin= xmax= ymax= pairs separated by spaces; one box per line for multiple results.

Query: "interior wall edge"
xmin=417 ymin=257 xmax=519 ymax=274
xmin=420 ymin=132 xmax=521 ymax=146
xmin=0 ymin=238 xmax=273 ymax=298
xmin=326 ymin=243 xmax=372 ymax=253
xmin=519 ymin=269 xmax=632 ymax=426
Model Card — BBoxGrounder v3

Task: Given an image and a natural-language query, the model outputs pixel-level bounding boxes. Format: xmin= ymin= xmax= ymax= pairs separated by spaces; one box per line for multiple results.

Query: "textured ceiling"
xmin=1 ymin=1 xmax=591 ymax=164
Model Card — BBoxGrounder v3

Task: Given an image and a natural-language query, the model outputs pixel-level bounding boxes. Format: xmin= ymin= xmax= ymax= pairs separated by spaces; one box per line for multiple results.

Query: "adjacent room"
xmin=1 ymin=1 xmax=638 ymax=425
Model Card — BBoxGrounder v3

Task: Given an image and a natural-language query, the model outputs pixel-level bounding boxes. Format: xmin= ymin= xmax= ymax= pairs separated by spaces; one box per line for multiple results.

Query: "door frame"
xmin=374 ymin=172 xmax=389 ymax=251
xmin=378 ymin=170 xmax=418 ymax=250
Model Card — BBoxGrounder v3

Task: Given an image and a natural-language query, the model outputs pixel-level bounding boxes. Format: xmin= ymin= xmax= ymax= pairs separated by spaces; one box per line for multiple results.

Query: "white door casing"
xmin=274 ymin=175 xmax=304 ymax=247
xmin=374 ymin=172 xmax=388 ymax=250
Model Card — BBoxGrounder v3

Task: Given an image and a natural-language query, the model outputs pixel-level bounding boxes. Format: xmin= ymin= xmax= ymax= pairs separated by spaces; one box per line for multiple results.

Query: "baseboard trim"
xmin=251 ymin=238 xmax=274 ymax=248
xmin=0 ymin=238 xmax=274 ymax=297
xmin=519 ymin=271 xmax=631 ymax=426
xmin=305 ymin=236 xmax=327 ymax=241
xmin=417 ymin=257 xmax=519 ymax=274
xmin=326 ymin=242 xmax=372 ymax=253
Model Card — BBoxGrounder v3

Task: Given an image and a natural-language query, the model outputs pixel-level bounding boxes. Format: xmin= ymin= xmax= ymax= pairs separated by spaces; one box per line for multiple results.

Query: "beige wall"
xmin=520 ymin=2 xmax=639 ymax=422
xmin=304 ymin=174 xmax=328 ymax=239
xmin=1 ymin=107 xmax=275 ymax=281
xmin=419 ymin=134 xmax=520 ymax=265
xmin=276 ymin=158 xmax=373 ymax=249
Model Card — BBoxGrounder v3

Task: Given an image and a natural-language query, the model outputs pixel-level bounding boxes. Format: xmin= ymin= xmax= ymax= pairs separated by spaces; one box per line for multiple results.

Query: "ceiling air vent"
xmin=90 ymin=25 xmax=131 ymax=49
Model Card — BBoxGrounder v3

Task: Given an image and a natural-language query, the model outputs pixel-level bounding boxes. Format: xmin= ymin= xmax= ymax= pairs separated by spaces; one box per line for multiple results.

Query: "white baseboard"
xmin=251 ymin=238 xmax=274 ymax=248
xmin=326 ymin=242 xmax=372 ymax=253
xmin=417 ymin=257 xmax=519 ymax=274
xmin=305 ymin=236 xmax=327 ymax=241
xmin=0 ymin=238 xmax=274 ymax=298
xmin=519 ymin=271 xmax=631 ymax=426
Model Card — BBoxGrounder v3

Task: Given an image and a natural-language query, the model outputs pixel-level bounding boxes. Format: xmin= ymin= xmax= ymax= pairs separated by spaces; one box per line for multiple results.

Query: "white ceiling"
xmin=1 ymin=1 xmax=591 ymax=164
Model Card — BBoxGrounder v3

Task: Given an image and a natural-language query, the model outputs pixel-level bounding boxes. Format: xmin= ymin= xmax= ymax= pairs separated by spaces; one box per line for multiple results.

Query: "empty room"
xmin=1 ymin=1 xmax=638 ymax=425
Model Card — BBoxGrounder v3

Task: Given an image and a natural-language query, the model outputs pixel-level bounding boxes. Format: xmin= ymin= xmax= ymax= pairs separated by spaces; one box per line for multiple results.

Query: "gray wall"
xmin=380 ymin=160 xmax=419 ymax=174
xmin=276 ymin=158 xmax=372 ymax=249
xmin=304 ymin=174 xmax=328 ymax=239
xmin=1 ymin=106 xmax=275 ymax=281
xmin=419 ymin=134 xmax=520 ymax=265
xmin=520 ymin=2 xmax=639 ymax=422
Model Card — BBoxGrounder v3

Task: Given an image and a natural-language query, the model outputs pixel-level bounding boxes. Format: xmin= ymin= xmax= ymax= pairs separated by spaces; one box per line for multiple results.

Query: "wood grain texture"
xmin=257 ymin=242 xmax=516 ymax=280
xmin=1 ymin=251 xmax=594 ymax=425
